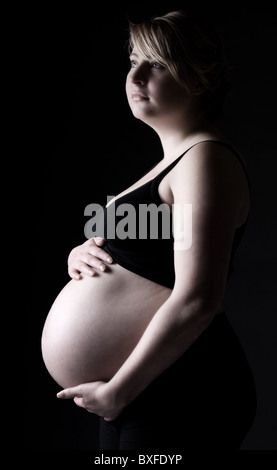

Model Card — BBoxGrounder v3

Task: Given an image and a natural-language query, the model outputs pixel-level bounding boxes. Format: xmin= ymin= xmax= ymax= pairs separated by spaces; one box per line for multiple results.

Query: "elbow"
xmin=187 ymin=296 xmax=219 ymax=326
xmin=170 ymin=287 xmax=222 ymax=326
xmin=163 ymin=292 xmax=219 ymax=350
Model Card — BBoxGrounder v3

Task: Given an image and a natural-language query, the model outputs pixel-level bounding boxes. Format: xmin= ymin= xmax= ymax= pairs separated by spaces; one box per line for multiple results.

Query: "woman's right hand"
xmin=68 ymin=237 xmax=113 ymax=280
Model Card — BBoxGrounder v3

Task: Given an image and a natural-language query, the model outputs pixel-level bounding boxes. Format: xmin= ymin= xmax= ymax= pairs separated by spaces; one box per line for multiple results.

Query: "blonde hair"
xmin=128 ymin=11 xmax=229 ymax=119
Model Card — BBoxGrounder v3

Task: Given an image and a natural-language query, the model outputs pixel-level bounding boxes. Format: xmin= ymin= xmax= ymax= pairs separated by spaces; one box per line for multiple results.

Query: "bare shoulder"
xmin=175 ymin=140 xmax=248 ymax=182
xmin=170 ymin=140 xmax=250 ymax=228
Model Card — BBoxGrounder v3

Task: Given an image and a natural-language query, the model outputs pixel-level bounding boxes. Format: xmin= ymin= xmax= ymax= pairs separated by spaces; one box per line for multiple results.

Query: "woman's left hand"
xmin=56 ymin=381 xmax=124 ymax=421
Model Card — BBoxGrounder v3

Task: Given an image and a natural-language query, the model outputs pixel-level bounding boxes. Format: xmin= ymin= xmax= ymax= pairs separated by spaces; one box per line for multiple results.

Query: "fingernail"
xmin=88 ymin=270 xmax=94 ymax=276
xmin=106 ymin=257 xmax=112 ymax=263
xmin=100 ymin=264 xmax=106 ymax=271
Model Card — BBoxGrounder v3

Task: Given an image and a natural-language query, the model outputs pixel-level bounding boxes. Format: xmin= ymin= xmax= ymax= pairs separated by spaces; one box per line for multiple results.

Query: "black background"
xmin=23 ymin=2 xmax=277 ymax=453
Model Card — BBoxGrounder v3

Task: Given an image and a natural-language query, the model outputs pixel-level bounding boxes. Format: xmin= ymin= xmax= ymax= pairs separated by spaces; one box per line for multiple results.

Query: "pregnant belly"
xmin=41 ymin=264 xmax=170 ymax=388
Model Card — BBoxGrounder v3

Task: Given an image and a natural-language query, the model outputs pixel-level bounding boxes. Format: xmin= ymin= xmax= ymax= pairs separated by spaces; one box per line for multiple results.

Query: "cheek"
xmin=125 ymin=78 xmax=132 ymax=107
xmin=125 ymin=73 xmax=132 ymax=93
xmin=125 ymin=76 xmax=132 ymax=104
xmin=159 ymin=78 xmax=187 ymax=102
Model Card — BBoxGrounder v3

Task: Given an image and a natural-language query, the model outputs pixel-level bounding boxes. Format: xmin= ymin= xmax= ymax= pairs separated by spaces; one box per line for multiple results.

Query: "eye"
xmin=130 ymin=60 xmax=138 ymax=68
xmin=151 ymin=62 xmax=165 ymax=69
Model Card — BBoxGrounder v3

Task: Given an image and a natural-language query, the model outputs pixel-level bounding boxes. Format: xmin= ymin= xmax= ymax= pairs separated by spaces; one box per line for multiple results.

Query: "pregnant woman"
xmin=41 ymin=11 xmax=256 ymax=450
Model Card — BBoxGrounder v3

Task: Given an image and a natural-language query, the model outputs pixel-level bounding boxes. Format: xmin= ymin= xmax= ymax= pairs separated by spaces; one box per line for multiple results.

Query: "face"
xmin=125 ymin=48 xmax=193 ymax=126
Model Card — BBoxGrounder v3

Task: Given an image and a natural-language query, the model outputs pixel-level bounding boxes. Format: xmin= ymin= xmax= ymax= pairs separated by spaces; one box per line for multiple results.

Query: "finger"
xmin=57 ymin=387 xmax=83 ymax=400
xmin=104 ymin=415 xmax=118 ymax=422
xmin=68 ymin=268 xmax=82 ymax=280
xmin=87 ymin=247 xmax=113 ymax=265
xmin=68 ymin=261 xmax=95 ymax=278
xmin=93 ymin=237 xmax=106 ymax=247
xmin=81 ymin=255 xmax=107 ymax=272
xmin=81 ymin=254 xmax=110 ymax=272
xmin=73 ymin=396 xmax=85 ymax=408
xmin=72 ymin=253 xmax=112 ymax=274
xmin=86 ymin=239 xmax=113 ymax=264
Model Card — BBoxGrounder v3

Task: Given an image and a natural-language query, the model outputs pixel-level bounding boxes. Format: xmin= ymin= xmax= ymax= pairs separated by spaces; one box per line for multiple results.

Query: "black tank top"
xmin=101 ymin=140 xmax=250 ymax=289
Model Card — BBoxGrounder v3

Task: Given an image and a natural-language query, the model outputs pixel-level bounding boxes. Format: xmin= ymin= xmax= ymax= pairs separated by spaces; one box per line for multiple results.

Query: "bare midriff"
xmin=41 ymin=264 xmax=171 ymax=388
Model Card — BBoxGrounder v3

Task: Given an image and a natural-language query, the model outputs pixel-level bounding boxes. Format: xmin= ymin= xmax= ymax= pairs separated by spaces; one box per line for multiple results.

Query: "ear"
xmin=192 ymin=82 xmax=206 ymax=96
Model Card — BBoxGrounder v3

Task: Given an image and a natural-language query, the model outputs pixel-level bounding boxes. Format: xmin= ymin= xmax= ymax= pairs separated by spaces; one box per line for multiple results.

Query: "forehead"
xmin=129 ymin=48 xmax=139 ymax=57
xmin=129 ymin=46 xmax=161 ymax=63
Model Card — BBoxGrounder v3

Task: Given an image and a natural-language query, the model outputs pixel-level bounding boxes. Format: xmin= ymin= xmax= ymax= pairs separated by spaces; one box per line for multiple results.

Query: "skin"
xmin=54 ymin=48 xmax=250 ymax=420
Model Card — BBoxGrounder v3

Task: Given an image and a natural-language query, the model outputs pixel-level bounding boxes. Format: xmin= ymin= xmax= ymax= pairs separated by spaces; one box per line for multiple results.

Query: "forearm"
xmin=108 ymin=295 xmax=216 ymax=408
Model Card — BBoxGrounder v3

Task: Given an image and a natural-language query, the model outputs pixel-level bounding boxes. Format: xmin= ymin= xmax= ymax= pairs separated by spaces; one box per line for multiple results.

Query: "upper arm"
xmin=170 ymin=142 xmax=249 ymax=311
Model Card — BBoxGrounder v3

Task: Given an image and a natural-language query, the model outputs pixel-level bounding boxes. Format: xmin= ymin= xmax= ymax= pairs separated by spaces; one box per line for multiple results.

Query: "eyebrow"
xmin=129 ymin=52 xmax=138 ymax=58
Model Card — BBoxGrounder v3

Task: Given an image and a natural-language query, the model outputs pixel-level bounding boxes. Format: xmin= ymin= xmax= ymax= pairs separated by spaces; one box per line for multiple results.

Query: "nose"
xmin=130 ymin=63 xmax=148 ymax=85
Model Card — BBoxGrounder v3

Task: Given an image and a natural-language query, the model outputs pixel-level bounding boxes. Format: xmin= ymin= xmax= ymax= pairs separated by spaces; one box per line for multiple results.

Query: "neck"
xmin=153 ymin=115 xmax=215 ymax=160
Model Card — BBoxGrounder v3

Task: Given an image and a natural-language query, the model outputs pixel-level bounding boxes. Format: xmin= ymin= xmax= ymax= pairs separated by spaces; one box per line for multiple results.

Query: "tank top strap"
xmin=153 ymin=140 xmax=250 ymax=191
xmin=153 ymin=145 xmax=194 ymax=186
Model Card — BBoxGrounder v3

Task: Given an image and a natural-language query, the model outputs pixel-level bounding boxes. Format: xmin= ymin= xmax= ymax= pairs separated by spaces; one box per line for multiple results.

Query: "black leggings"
xmin=99 ymin=313 xmax=256 ymax=451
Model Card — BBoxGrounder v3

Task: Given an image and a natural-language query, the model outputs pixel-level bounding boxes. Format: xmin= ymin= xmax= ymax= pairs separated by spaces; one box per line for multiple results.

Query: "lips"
xmin=131 ymin=91 xmax=149 ymax=102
